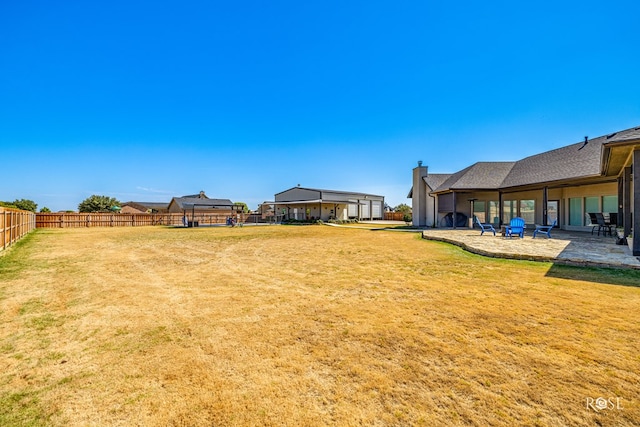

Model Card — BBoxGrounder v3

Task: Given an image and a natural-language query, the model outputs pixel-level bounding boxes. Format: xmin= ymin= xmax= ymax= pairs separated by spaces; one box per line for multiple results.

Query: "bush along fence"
xmin=1 ymin=207 xmax=36 ymax=251
xmin=35 ymin=212 xmax=249 ymax=229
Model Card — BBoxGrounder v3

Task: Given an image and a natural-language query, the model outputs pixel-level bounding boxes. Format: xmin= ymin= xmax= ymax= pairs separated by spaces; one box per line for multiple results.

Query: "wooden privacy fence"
xmin=1 ymin=207 xmax=36 ymax=251
xmin=36 ymin=212 xmax=248 ymax=228
xmin=384 ymin=212 xmax=409 ymax=221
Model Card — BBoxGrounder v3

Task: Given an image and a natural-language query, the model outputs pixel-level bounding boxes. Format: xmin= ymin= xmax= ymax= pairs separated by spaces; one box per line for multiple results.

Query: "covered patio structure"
xmin=600 ymin=132 xmax=640 ymax=256
xmin=273 ymin=186 xmax=385 ymax=221
xmin=410 ymin=125 xmax=640 ymax=257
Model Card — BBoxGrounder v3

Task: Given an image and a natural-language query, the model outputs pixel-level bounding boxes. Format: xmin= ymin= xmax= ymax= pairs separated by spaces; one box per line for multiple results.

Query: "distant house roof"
xmin=429 ymin=125 xmax=640 ymax=194
xmin=181 ymin=191 xmax=209 ymax=199
xmin=122 ymin=201 xmax=169 ymax=212
xmin=170 ymin=197 xmax=234 ymax=210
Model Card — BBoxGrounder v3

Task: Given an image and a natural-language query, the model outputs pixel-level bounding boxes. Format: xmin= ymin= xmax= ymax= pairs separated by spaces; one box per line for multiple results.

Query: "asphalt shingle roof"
xmin=502 ymin=137 xmax=603 ymax=188
xmin=424 ymin=174 xmax=452 ymax=191
xmin=602 ymin=126 xmax=640 ymax=143
xmin=432 ymin=125 xmax=640 ymax=192
xmin=434 ymin=162 xmax=516 ymax=192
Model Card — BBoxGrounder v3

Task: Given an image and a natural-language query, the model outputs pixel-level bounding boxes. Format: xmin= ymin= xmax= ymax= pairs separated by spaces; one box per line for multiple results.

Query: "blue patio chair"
xmin=533 ymin=218 xmax=557 ymax=239
xmin=505 ymin=217 xmax=525 ymax=238
xmin=474 ymin=216 xmax=496 ymax=236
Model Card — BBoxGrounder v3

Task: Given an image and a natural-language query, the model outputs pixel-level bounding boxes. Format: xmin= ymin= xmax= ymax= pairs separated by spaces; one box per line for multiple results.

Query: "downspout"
xmin=623 ymin=166 xmax=631 ymax=240
xmin=429 ymin=192 xmax=436 ymax=228
xmin=452 ymin=191 xmax=457 ymax=229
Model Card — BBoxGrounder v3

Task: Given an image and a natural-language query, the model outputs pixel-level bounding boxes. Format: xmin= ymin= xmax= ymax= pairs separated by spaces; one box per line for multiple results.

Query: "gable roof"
xmin=434 ymin=162 xmax=516 ymax=192
xmin=408 ymin=173 xmax=452 ymax=198
xmin=122 ymin=201 xmax=169 ymax=211
xmin=182 ymin=191 xmax=209 ymax=199
xmin=500 ymin=135 xmax=603 ymax=188
xmin=170 ymin=197 xmax=234 ymax=210
xmin=431 ymin=125 xmax=640 ymax=193
xmin=424 ymin=173 xmax=452 ymax=191
xmin=275 ymin=186 xmax=384 ymax=198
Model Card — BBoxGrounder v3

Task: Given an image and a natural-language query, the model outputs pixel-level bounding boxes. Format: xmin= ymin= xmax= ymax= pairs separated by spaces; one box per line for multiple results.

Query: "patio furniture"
xmin=505 ymin=217 xmax=525 ymax=238
xmin=532 ymin=219 xmax=557 ymax=239
xmin=474 ymin=216 xmax=496 ymax=236
xmin=588 ymin=212 xmax=613 ymax=236
xmin=588 ymin=212 xmax=598 ymax=234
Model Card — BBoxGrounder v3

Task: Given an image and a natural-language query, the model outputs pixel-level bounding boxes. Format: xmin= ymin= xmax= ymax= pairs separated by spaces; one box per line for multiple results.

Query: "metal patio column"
xmin=542 ymin=186 xmax=548 ymax=226
xmin=632 ymin=150 xmax=640 ymax=256
xmin=623 ymin=166 xmax=632 ymax=241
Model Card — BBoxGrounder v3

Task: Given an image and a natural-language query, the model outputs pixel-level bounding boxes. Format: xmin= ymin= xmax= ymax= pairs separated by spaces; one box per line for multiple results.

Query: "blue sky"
xmin=2 ymin=1 xmax=639 ymax=212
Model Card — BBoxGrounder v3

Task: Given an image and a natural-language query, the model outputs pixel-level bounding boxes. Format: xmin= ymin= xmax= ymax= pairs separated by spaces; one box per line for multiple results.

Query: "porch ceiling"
xmin=601 ymin=141 xmax=640 ymax=177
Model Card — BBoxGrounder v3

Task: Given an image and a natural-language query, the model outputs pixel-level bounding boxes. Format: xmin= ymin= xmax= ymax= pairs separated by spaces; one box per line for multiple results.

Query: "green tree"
xmin=40 ymin=207 xmax=51 ymax=213
xmin=0 ymin=201 xmax=17 ymax=209
xmin=394 ymin=203 xmax=412 ymax=214
xmin=233 ymin=202 xmax=249 ymax=213
xmin=0 ymin=199 xmax=38 ymax=212
xmin=78 ymin=195 xmax=122 ymax=213
xmin=13 ymin=199 xmax=38 ymax=212
xmin=394 ymin=203 xmax=412 ymax=222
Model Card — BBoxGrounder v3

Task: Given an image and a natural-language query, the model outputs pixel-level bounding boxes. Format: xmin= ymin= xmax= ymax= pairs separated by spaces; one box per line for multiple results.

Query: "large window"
xmin=488 ymin=201 xmax=499 ymax=225
xmin=569 ymin=198 xmax=583 ymax=226
xmin=585 ymin=197 xmax=599 ymax=218
xmin=503 ymin=200 xmax=517 ymax=223
xmin=473 ymin=201 xmax=486 ymax=223
xmin=520 ymin=200 xmax=535 ymax=224
xmin=568 ymin=195 xmax=617 ymax=226
xmin=602 ymin=195 xmax=617 ymax=213
xmin=503 ymin=199 xmax=535 ymax=224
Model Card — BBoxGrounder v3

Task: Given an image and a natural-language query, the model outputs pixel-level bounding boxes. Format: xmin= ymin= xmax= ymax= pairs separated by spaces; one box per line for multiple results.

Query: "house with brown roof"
xmin=167 ymin=191 xmax=235 ymax=214
xmin=120 ymin=201 xmax=169 ymax=214
xmin=409 ymin=125 xmax=640 ymax=255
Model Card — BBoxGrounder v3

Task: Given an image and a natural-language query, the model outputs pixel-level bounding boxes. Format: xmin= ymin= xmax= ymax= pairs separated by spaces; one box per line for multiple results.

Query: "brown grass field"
xmin=1 ymin=225 xmax=639 ymax=426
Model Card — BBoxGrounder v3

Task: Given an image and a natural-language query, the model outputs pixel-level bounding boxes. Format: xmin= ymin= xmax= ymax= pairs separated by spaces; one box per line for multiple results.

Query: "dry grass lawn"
xmin=1 ymin=225 xmax=639 ymax=426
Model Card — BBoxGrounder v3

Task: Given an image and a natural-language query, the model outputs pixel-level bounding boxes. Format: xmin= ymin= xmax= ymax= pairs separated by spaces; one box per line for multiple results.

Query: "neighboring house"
xmin=274 ymin=186 xmax=385 ymax=221
xmin=120 ymin=202 xmax=169 ymax=214
xmin=167 ymin=191 xmax=235 ymax=214
xmin=409 ymin=125 xmax=640 ymax=255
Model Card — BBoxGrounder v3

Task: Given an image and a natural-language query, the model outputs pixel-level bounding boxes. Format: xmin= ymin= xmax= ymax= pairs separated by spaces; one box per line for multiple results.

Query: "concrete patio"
xmin=421 ymin=228 xmax=640 ymax=270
